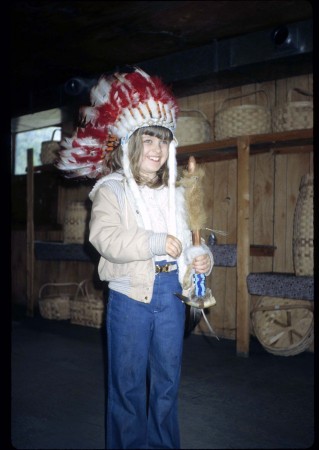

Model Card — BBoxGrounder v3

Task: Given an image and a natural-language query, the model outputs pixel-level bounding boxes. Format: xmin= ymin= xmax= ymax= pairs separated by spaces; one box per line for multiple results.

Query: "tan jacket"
xmin=89 ymin=173 xmax=194 ymax=302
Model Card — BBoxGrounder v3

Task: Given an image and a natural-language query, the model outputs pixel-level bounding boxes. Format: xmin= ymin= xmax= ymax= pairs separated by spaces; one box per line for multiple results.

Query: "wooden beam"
xmin=273 ymin=144 xmax=313 ymax=155
xmin=236 ymin=136 xmax=251 ymax=357
xmin=176 ymin=128 xmax=313 ymax=164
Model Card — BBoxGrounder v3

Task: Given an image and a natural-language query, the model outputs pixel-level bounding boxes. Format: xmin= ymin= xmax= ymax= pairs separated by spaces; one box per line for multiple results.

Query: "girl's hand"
xmin=193 ymin=253 xmax=210 ymax=274
xmin=166 ymin=235 xmax=182 ymax=259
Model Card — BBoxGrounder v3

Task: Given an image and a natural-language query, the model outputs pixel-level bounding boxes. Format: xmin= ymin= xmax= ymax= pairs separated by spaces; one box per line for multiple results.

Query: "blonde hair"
xmin=105 ymin=126 xmax=173 ymax=188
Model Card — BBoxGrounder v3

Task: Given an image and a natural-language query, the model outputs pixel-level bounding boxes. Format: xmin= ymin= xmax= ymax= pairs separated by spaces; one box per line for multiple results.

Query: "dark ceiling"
xmin=11 ymin=1 xmax=313 ymax=118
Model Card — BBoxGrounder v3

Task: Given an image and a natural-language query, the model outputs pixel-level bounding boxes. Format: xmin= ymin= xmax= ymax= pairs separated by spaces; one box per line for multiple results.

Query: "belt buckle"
xmin=162 ymin=264 xmax=169 ymax=272
xmin=155 ymin=263 xmax=169 ymax=273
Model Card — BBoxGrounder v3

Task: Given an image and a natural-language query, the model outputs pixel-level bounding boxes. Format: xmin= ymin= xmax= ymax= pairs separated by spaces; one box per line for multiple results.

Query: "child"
xmin=58 ymin=67 xmax=214 ymax=449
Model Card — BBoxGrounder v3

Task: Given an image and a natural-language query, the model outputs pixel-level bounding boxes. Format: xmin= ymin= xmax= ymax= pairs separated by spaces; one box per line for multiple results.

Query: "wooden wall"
xmin=11 ymin=73 xmax=313 ymax=341
xmin=177 ymin=73 xmax=313 ymax=338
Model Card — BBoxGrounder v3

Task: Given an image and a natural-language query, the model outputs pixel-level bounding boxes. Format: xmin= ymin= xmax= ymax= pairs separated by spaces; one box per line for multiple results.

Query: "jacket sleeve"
xmin=89 ymin=185 xmax=166 ymax=263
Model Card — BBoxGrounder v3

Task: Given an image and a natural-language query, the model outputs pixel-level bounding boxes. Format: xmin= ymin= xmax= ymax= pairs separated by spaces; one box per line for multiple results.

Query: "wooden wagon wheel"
xmin=251 ymin=297 xmax=314 ymax=356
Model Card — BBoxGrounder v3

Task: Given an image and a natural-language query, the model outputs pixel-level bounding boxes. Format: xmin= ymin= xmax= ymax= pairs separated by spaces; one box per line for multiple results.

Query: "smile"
xmin=148 ymin=156 xmax=160 ymax=162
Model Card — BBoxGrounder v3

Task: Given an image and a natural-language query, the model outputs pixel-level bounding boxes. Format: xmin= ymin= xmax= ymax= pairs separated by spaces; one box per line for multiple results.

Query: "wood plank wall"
xmin=177 ymin=73 xmax=313 ymax=338
xmin=12 ymin=74 xmax=313 ymax=340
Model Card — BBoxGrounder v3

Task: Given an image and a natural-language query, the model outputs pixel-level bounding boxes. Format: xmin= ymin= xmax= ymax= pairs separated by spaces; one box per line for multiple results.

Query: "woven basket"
xmin=38 ymin=282 xmax=79 ymax=320
xmin=63 ymin=201 xmax=88 ymax=244
xmin=175 ymin=110 xmax=212 ymax=146
xmin=40 ymin=129 xmax=61 ymax=165
xmin=214 ymin=90 xmax=271 ymax=140
xmin=293 ymin=174 xmax=313 ymax=276
xmin=272 ymin=88 xmax=313 ymax=132
xmin=70 ymin=279 xmax=104 ymax=328
xmin=251 ymin=297 xmax=314 ymax=356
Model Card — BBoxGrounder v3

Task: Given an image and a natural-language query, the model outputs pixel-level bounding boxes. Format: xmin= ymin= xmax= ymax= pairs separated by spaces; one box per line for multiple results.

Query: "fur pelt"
xmin=179 ymin=163 xmax=207 ymax=231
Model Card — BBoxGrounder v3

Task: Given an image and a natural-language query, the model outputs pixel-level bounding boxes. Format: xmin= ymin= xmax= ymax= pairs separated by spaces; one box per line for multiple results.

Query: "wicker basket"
xmin=251 ymin=297 xmax=314 ymax=356
xmin=293 ymin=174 xmax=313 ymax=276
xmin=272 ymin=88 xmax=313 ymax=132
xmin=38 ymin=282 xmax=79 ymax=320
xmin=40 ymin=129 xmax=61 ymax=165
xmin=214 ymin=90 xmax=271 ymax=140
xmin=63 ymin=201 xmax=88 ymax=244
xmin=175 ymin=110 xmax=212 ymax=146
xmin=70 ymin=279 xmax=104 ymax=328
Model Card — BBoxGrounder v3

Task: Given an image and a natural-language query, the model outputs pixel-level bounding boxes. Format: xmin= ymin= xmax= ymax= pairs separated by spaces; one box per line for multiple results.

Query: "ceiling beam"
xmin=12 ymin=19 xmax=313 ymax=117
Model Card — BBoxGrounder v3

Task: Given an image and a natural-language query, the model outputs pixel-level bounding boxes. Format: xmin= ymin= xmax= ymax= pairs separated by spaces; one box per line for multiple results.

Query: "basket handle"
xmin=179 ymin=109 xmax=210 ymax=123
xmin=39 ymin=282 xmax=80 ymax=299
xmin=74 ymin=279 xmax=91 ymax=301
xmin=50 ymin=129 xmax=60 ymax=141
xmin=287 ymin=88 xmax=313 ymax=102
xmin=221 ymin=90 xmax=269 ymax=108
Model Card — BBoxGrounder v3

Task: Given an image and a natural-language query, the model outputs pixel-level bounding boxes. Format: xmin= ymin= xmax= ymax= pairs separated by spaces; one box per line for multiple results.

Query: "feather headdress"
xmin=57 ymin=67 xmax=179 ymax=179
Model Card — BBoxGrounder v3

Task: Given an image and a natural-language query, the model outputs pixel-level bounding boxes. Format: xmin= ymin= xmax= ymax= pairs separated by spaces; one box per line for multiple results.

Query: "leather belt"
xmin=155 ymin=263 xmax=178 ymax=273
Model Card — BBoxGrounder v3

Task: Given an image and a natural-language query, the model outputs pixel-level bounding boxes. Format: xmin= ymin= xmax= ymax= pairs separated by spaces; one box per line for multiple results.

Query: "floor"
xmin=10 ymin=307 xmax=315 ymax=449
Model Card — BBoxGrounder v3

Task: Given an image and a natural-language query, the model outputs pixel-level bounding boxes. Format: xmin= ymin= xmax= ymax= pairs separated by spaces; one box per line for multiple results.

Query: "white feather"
xmin=60 ymin=137 xmax=74 ymax=148
xmin=139 ymin=103 xmax=150 ymax=120
xmin=60 ymin=136 xmax=99 ymax=153
xmin=147 ymin=98 xmax=159 ymax=119
xmin=90 ymin=77 xmax=112 ymax=106
xmin=167 ymin=104 xmax=177 ymax=129
xmin=75 ymin=137 xmax=100 ymax=147
xmin=168 ymin=140 xmax=177 ymax=235
xmin=121 ymin=108 xmax=139 ymax=129
xmin=158 ymin=102 xmax=166 ymax=122
xmin=130 ymin=106 xmax=143 ymax=122
xmin=81 ymin=106 xmax=98 ymax=123
xmin=112 ymin=122 xmax=129 ymax=138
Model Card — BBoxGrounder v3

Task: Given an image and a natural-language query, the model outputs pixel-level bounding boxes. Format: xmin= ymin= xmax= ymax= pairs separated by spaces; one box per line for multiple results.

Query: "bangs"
xmin=135 ymin=126 xmax=173 ymax=141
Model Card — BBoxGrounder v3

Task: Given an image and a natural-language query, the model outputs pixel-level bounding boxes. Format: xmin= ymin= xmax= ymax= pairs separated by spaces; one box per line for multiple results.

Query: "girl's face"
xmin=139 ymin=134 xmax=169 ymax=180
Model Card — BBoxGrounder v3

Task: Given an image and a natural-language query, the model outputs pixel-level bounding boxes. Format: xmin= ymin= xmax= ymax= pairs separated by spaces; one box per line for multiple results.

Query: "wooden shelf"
xmin=34 ymin=241 xmax=99 ymax=262
xmin=176 ymin=128 xmax=313 ymax=163
xmin=28 ymin=129 xmax=313 ymax=172
xmin=210 ymin=244 xmax=276 ymax=267
xmin=247 ymin=272 xmax=314 ymax=301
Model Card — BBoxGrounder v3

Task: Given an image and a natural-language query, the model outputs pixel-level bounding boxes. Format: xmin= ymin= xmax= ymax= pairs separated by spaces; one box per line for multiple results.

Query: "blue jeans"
xmin=106 ymin=266 xmax=185 ymax=449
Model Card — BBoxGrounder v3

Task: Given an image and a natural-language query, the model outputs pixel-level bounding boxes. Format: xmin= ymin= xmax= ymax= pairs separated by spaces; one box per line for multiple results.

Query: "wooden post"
xmin=26 ymin=149 xmax=34 ymax=317
xmin=236 ymin=136 xmax=250 ymax=356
